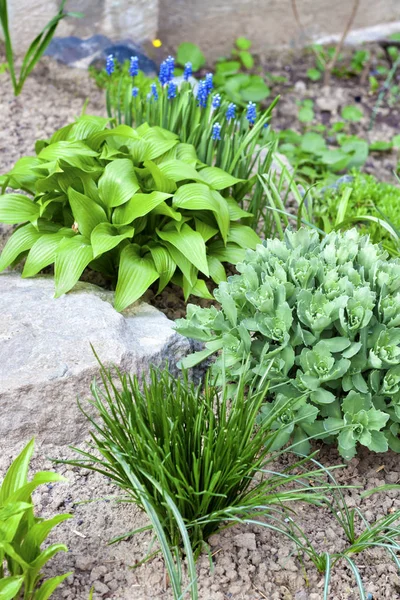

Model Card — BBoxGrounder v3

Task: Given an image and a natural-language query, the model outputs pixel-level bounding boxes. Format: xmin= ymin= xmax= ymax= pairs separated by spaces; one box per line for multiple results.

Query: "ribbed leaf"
xmin=30 ymin=543 xmax=68 ymax=571
xmin=226 ymin=196 xmax=253 ymax=220
xmin=91 ymin=223 xmax=134 ymax=258
xmin=151 ymin=202 xmax=182 ymax=221
xmin=144 ymin=161 xmax=177 ymax=194
xmin=0 ymin=193 xmax=39 ymax=224
xmin=208 ymin=241 xmax=246 ymax=263
xmin=0 ymin=223 xmax=47 ymax=271
xmin=163 ymin=242 xmax=197 ymax=286
xmin=54 ymin=235 xmax=93 ymax=297
xmin=207 ymin=255 xmax=227 ymax=284
xmin=176 ymin=143 xmax=198 ymax=166
xmin=68 ymin=115 xmax=111 ymax=141
xmin=22 ymin=229 xmax=75 ymax=277
xmin=21 ymin=515 xmax=72 ymax=562
xmin=6 ymin=156 xmax=40 ymax=192
xmin=172 ymin=184 xmax=230 ymax=242
xmin=141 ymin=130 xmax=179 ymax=161
xmin=114 ymin=244 xmax=159 ymax=311
xmin=227 ymin=223 xmax=261 ymax=249
xmin=98 ymin=159 xmax=140 ymax=207
xmin=67 ymin=188 xmax=107 ymax=237
xmin=112 ymin=191 xmax=172 ymax=225
xmin=38 ymin=141 xmax=98 ymax=161
xmin=157 ymin=160 xmax=204 ymax=183
xmin=195 ymin=218 xmax=218 ymax=242
xmin=157 ymin=223 xmax=209 ymax=276
xmin=199 ymin=166 xmax=243 ymax=190
xmin=148 ymin=245 xmax=176 ymax=293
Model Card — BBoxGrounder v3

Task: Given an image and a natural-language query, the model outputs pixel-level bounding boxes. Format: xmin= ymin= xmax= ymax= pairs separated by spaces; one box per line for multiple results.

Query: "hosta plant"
xmin=176 ymin=227 xmax=400 ymax=459
xmin=0 ymin=115 xmax=260 ymax=310
xmin=0 ymin=439 xmax=71 ymax=600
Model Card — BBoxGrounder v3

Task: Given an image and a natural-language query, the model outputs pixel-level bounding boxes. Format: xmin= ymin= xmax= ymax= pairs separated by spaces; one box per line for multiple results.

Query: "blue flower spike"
xmin=205 ymin=73 xmax=213 ymax=93
xmin=167 ymin=81 xmax=177 ymax=99
xmin=106 ymin=54 xmax=115 ymax=76
xmin=183 ymin=62 xmax=192 ymax=81
xmin=212 ymin=122 xmax=222 ymax=141
xmin=212 ymin=93 xmax=221 ymax=109
xmin=226 ymin=103 xmax=236 ymax=121
xmin=246 ymin=101 xmax=257 ymax=125
xmin=166 ymin=55 xmax=175 ymax=80
xmin=197 ymin=80 xmax=208 ymax=108
xmin=158 ymin=60 xmax=169 ymax=86
xmin=132 ymin=87 xmax=139 ymax=98
xmin=129 ymin=56 xmax=139 ymax=77
xmin=151 ymin=83 xmax=159 ymax=100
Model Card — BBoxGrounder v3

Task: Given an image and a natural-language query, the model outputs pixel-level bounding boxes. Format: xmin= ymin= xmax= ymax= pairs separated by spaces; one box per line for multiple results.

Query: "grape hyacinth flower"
xmin=246 ymin=101 xmax=257 ymax=125
xmin=183 ymin=62 xmax=192 ymax=81
xmin=132 ymin=87 xmax=139 ymax=97
xmin=212 ymin=122 xmax=222 ymax=141
xmin=151 ymin=83 xmax=159 ymax=100
xmin=212 ymin=93 xmax=221 ymax=109
xmin=106 ymin=54 xmax=115 ymax=76
xmin=197 ymin=80 xmax=208 ymax=108
xmin=129 ymin=56 xmax=139 ymax=77
xmin=159 ymin=60 xmax=170 ymax=86
xmin=205 ymin=73 xmax=213 ymax=93
xmin=226 ymin=102 xmax=236 ymax=121
xmin=165 ymin=55 xmax=175 ymax=80
xmin=167 ymin=81 xmax=177 ymax=99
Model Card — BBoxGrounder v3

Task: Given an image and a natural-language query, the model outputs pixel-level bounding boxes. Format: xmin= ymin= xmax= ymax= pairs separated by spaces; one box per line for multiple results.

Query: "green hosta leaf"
xmin=148 ymin=245 xmax=176 ymax=293
xmin=68 ymin=115 xmax=111 ymax=141
xmin=6 ymin=156 xmax=41 ymax=192
xmin=68 ymin=188 xmax=107 ymax=237
xmin=226 ymin=197 xmax=253 ymax=220
xmin=157 ymin=223 xmax=209 ymax=276
xmin=176 ymin=143 xmax=198 ymax=166
xmin=157 ymin=159 xmax=204 ymax=183
xmin=208 ymin=241 xmax=246 ymax=263
xmin=144 ymin=160 xmax=177 ymax=194
xmin=173 ymin=184 xmax=230 ymax=242
xmin=0 ymin=576 xmax=24 ymax=600
xmin=163 ymin=242 xmax=197 ymax=287
xmin=54 ymin=235 xmax=93 ymax=297
xmin=227 ymin=223 xmax=260 ymax=249
xmin=0 ymin=223 xmax=43 ymax=271
xmin=199 ymin=167 xmax=243 ymax=190
xmin=23 ymin=229 xmax=75 ymax=277
xmin=187 ymin=278 xmax=214 ymax=300
xmin=195 ymin=218 xmax=218 ymax=242
xmin=30 ymin=543 xmax=68 ymax=572
xmin=113 ymin=191 xmax=173 ymax=225
xmin=38 ymin=141 xmax=98 ymax=161
xmin=151 ymin=202 xmax=182 ymax=221
xmin=91 ymin=223 xmax=134 ymax=258
xmin=0 ymin=193 xmax=40 ymax=224
xmin=115 ymin=244 xmax=159 ymax=311
xmin=98 ymin=159 xmax=140 ymax=207
xmin=141 ymin=128 xmax=179 ymax=161
xmin=207 ymin=255 xmax=227 ymax=284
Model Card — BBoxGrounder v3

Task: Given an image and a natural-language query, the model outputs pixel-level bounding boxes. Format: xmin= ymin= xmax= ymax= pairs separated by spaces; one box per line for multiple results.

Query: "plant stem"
xmin=323 ymin=0 xmax=360 ymax=87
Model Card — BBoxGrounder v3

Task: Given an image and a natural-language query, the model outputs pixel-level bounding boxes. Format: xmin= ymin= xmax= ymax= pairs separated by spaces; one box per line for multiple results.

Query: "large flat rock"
xmin=0 ymin=273 xmax=191 ymax=450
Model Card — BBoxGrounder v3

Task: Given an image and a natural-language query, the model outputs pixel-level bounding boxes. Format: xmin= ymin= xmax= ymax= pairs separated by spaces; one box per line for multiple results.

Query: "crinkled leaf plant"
xmin=0 ymin=439 xmax=72 ymax=600
xmin=0 ymin=115 xmax=260 ymax=310
xmin=176 ymin=228 xmax=400 ymax=459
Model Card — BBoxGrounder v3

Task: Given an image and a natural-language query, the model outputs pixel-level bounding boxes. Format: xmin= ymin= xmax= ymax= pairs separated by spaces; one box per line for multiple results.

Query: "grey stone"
xmin=0 ymin=273 xmax=191 ymax=451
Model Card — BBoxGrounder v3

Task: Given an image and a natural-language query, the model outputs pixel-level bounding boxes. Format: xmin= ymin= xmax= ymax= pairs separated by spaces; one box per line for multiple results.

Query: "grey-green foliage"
xmin=176 ymin=227 xmax=400 ymax=459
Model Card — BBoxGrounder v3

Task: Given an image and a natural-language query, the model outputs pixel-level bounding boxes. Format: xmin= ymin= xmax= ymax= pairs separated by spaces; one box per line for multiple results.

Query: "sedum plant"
xmin=0 ymin=115 xmax=260 ymax=310
xmin=176 ymin=227 xmax=400 ymax=459
xmin=0 ymin=439 xmax=71 ymax=600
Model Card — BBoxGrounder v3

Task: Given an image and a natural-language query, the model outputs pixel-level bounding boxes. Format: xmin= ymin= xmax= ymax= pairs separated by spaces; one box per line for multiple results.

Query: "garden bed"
xmin=1 ymin=49 xmax=400 ymax=600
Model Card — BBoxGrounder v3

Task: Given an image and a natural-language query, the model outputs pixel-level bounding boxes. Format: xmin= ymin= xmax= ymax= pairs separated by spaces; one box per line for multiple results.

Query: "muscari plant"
xmin=103 ymin=54 xmax=280 ymax=234
xmin=0 ymin=115 xmax=261 ymax=310
xmin=176 ymin=227 xmax=400 ymax=459
xmin=0 ymin=439 xmax=71 ymax=600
